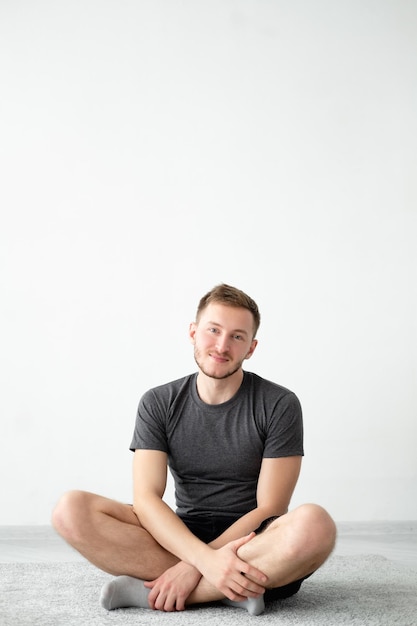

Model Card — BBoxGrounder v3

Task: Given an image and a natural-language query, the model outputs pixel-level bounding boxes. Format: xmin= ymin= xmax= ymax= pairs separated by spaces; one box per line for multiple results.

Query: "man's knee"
xmin=266 ymin=503 xmax=336 ymax=563
xmin=288 ymin=503 xmax=336 ymax=560
xmin=51 ymin=490 xmax=92 ymax=542
xmin=301 ymin=503 xmax=336 ymax=547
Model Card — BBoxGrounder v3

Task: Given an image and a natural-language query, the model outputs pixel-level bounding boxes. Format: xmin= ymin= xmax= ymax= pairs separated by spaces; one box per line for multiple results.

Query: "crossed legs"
xmin=52 ymin=490 xmax=336 ymax=612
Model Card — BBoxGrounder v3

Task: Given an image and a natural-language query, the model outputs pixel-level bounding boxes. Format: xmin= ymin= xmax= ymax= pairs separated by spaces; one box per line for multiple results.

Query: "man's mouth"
xmin=210 ymin=353 xmax=229 ymax=363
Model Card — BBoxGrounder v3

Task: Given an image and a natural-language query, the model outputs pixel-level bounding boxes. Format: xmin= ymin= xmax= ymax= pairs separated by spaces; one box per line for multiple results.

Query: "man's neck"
xmin=196 ymin=369 xmax=244 ymax=405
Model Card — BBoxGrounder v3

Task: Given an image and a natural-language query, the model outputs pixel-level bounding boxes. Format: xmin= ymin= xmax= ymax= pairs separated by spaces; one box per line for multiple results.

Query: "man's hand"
xmin=144 ymin=561 xmax=202 ymax=612
xmin=198 ymin=532 xmax=268 ymax=601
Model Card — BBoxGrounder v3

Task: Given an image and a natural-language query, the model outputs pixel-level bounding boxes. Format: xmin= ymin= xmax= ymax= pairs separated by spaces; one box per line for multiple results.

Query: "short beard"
xmin=194 ymin=350 xmax=243 ymax=380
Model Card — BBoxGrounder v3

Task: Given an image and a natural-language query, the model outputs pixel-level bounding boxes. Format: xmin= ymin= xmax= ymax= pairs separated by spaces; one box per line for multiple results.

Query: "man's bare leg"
xmin=51 ymin=490 xmax=178 ymax=578
xmin=182 ymin=503 xmax=336 ymax=614
xmin=235 ymin=503 xmax=337 ymax=589
xmin=53 ymin=493 xmax=335 ymax=614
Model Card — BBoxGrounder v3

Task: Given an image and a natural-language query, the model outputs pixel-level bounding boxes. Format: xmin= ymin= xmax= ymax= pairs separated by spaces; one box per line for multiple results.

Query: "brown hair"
xmin=196 ymin=283 xmax=261 ymax=338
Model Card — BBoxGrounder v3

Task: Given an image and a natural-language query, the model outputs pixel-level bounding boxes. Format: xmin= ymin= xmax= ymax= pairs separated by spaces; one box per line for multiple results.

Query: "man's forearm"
xmin=208 ymin=506 xmax=281 ymax=550
xmin=133 ymin=494 xmax=212 ymax=569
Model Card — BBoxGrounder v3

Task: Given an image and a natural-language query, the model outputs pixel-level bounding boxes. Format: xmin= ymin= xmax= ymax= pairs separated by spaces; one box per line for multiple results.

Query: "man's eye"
xmin=233 ymin=335 xmax=243 ymax=341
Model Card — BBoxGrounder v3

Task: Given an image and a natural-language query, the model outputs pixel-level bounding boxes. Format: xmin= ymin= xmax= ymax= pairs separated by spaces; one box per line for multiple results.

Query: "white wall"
xmin=1 ymin=0 xmax=416 ymax=525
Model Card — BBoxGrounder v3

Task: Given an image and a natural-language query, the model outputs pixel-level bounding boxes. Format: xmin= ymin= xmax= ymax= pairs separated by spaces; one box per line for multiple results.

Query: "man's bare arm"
xmin=209 ymin=455 xmax=302 ymax=549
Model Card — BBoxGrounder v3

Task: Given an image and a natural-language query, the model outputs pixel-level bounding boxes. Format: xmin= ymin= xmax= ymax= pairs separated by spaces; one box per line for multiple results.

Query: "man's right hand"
xmin=144 ymin=561 xmax=202 ymax=612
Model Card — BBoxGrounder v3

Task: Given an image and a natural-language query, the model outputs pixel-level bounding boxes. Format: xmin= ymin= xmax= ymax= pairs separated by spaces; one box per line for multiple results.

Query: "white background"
xmin=1 ymin=0 xmax=416 ymax=524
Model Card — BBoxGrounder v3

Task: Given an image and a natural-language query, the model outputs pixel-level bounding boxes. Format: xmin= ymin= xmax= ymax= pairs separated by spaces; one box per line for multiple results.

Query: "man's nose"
xmin=216 ymin=335 xmax=230 ymax=352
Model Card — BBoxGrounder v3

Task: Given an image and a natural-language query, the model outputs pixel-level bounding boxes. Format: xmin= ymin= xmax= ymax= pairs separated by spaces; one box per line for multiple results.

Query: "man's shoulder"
xmin=141 ymin=373 xmax=196 ymax=401
xmin=244 ymin=372 xmax=303 ymax=422
xmin=244 ymin=371 xmax=297 ymax=398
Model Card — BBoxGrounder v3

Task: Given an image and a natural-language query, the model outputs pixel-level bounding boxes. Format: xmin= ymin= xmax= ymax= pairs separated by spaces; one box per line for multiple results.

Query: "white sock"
xmin=100 ymin=575 xmax=151 ymax=610
xmin=222 ymin=594 xmax=265 ymax=616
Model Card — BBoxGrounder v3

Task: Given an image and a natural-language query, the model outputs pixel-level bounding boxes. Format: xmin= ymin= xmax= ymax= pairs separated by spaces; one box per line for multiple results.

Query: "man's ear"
xmin=189 ymin=322 xmax=197 ymax=344
xmin=245 ymin=338 xmax=258 ymax=360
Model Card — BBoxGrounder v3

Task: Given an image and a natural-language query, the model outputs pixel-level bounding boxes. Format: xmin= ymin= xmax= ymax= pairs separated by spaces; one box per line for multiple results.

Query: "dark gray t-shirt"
xmin=130 ymin=371 xmax=303 ymax=518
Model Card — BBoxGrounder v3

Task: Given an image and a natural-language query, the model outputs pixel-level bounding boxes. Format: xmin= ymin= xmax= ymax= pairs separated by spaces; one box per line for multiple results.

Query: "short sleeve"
xmin=129 ymin=389 xmax=168 ymax=453
xmin=263 ymin=391 xmax=304 ymax=458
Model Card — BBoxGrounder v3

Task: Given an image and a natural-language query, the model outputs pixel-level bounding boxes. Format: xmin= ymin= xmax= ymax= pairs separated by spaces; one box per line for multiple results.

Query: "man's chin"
xmin=198 ymin=364 xmax=241 ymax=380
xmin=194 ymin=352 xmax=243 ymax=380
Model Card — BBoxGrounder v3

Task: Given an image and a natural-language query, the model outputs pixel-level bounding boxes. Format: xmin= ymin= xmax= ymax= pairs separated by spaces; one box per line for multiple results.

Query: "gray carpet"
xmin=1 ymin=554 xmax=416 ymax=626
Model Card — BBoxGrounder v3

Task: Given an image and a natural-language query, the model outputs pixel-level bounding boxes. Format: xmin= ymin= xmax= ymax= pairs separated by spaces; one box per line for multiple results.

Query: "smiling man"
xmin=52 ymin=283 xmax=336 ymax=616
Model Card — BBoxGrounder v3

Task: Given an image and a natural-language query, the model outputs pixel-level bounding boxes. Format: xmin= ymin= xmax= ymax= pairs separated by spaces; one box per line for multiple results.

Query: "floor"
xmin=1 ymin=521 xmax=416 ymax=572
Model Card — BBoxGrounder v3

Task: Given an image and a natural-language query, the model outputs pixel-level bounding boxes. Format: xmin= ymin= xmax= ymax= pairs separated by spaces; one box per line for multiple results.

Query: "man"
xmin=52 ymin=283 xmax=336 ymax=616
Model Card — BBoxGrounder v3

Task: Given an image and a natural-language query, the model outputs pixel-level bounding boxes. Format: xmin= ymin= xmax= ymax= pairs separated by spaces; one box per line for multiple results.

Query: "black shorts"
xmin=179 ymin=513 xmax=309 ymax=602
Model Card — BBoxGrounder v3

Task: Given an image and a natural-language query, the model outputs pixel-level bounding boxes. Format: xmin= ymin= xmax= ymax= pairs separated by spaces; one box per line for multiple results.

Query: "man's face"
xmin=189 ymin=303 xmax=258 ymax=380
